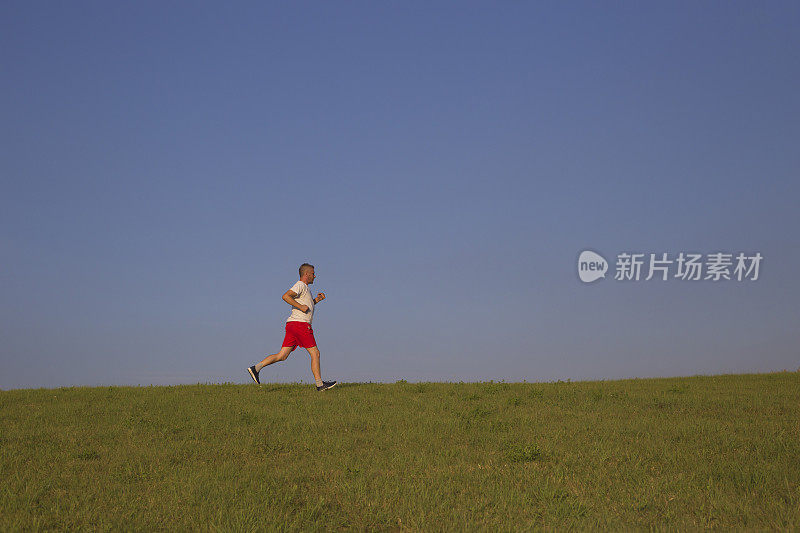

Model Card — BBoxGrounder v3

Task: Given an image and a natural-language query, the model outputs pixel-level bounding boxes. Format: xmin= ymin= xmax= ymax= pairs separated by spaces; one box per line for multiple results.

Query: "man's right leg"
xmin=306 ymin=346 xmax=337 ymax=391
xmin=306 ymin=346 xmax=323 ymax=384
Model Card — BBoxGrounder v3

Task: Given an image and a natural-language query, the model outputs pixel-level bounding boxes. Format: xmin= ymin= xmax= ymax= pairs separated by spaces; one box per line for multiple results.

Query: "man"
xmin=247 ymin=263 xmax=337 ymax=391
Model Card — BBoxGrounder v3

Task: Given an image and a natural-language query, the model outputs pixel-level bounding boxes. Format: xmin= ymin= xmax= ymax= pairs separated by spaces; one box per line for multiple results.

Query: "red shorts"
xmin=282 ymin=321 xmax=316 ymax=351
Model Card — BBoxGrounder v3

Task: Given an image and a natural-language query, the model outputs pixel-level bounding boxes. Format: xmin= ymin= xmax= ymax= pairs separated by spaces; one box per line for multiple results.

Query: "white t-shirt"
xmin=286 ymin=280 xmax=314 ymax=324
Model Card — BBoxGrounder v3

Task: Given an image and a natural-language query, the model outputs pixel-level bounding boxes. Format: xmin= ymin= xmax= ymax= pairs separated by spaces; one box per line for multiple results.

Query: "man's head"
xmin=299 ymin=263 xmax=315 ymax=284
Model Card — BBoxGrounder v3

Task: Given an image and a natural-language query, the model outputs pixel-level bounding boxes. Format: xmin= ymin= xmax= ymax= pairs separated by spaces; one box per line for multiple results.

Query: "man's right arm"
xmin=282 ymin=290 xmax=309 ymax=313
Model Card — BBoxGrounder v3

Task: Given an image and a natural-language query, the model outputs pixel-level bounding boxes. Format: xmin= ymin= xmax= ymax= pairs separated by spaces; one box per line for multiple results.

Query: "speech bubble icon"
xmin=578 ymin=250 xmax=608 ymax=283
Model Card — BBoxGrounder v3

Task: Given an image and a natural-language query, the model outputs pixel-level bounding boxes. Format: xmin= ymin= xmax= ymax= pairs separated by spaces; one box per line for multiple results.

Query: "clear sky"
xmin=2 ymin=2 xmax=799 ymax=389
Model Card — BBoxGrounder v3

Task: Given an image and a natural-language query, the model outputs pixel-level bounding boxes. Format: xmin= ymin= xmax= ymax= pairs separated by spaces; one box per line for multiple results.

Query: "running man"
xmin=247 ymin=263 xmax=337 ymax=391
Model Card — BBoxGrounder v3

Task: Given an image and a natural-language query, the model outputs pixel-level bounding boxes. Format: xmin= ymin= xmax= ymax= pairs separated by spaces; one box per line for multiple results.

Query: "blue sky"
xmin=2 ymin=2 xmax=799 ymax=389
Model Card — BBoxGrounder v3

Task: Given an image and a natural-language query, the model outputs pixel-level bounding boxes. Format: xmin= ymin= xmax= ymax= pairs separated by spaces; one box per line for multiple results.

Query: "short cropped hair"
xmin=299 ymin=263 xmax=314 ymax=277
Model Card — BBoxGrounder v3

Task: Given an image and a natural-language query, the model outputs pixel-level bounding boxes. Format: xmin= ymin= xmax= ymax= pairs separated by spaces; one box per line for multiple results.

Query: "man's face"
xmin=306 ymin=268 xmax=315 ymax=284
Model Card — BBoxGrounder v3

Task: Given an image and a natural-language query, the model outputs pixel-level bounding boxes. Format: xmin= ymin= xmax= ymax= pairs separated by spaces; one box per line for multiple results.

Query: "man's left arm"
xmin=314 ymin=292 xmax=326 ymax=304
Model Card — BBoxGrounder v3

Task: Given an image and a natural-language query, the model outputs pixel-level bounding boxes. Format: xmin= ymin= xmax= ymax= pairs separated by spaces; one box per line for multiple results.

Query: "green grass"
xmin=1 ymin=373 xmax=798 ymax=530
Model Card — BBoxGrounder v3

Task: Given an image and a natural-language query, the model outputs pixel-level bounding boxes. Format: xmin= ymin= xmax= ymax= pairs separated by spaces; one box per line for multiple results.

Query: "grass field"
xmin=1 ymin=372 xmax=799 ymax=530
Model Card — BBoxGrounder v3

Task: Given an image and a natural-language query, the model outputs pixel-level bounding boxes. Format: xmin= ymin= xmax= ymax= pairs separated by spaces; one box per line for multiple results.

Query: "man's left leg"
xmin=247 ymin=346 xmax=294 ymax=384
xmin=256 ymin=346 xmax=294 ymax=371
